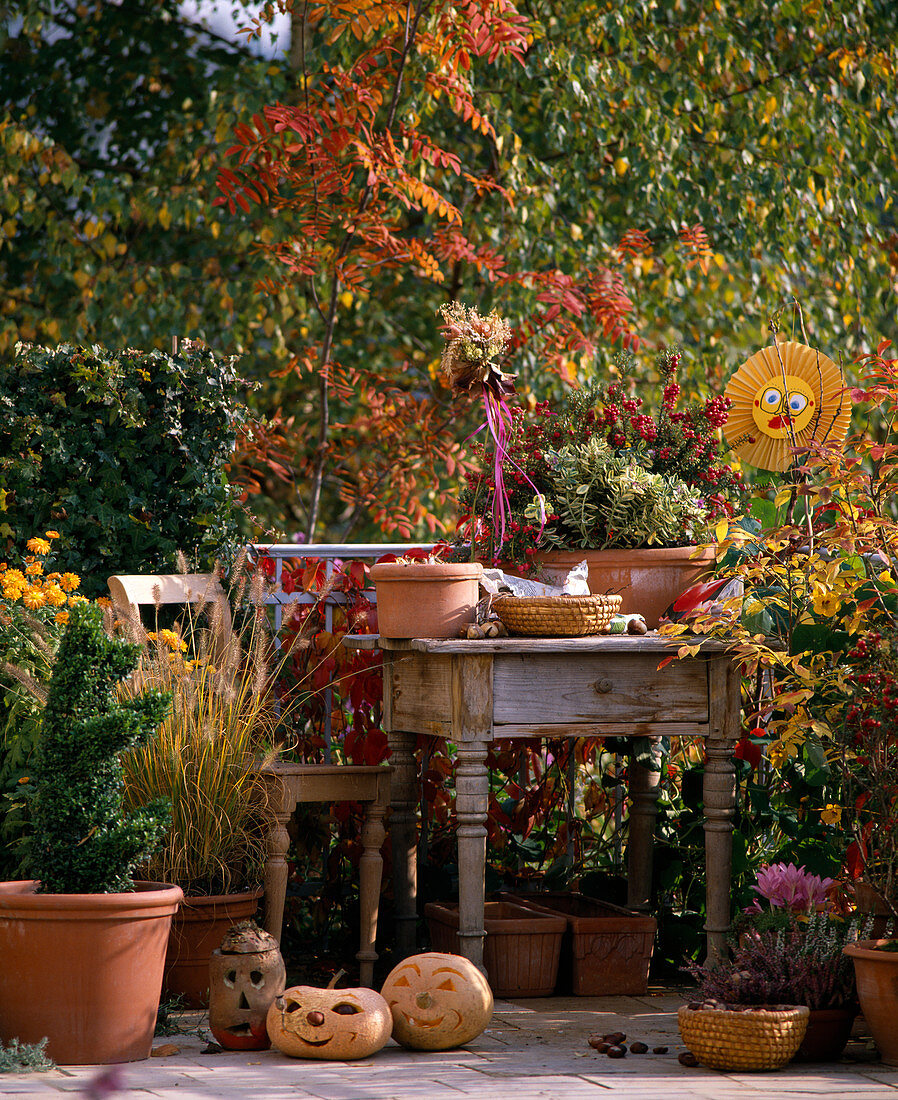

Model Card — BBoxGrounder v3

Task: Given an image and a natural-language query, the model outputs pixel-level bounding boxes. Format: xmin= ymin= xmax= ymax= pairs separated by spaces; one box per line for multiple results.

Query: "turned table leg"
xmin=263 ymin=805 xmax=293 ymax=946
xmin=455 ymin=739 xmax=489 ymax=972
xmin=704 ymin=656 xmax=741 ymax=964
xmin=389 ymin=729 xmax=419 ymax=959
xmin=356 ymin=797 xmax=386 ymax=986
xmin=627 ymin=737 xmax=663 ymax=912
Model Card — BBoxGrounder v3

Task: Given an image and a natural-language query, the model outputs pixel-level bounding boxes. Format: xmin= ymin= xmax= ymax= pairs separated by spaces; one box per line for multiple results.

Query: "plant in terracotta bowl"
xmin=455 ymin=346 xmax=745 ymax=625
xmin=0 ymin=601 xmax=182 ymax=1065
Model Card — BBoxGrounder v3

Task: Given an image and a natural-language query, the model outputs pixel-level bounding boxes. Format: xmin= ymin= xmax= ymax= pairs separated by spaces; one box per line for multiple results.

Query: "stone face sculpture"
xmin=380 ymin=952 xmax=493 ymax=1050
xmin=267 ymin=983 xmax=393 ymax=1060
xmin=208 ymin=921 xmax=286 ymax=1050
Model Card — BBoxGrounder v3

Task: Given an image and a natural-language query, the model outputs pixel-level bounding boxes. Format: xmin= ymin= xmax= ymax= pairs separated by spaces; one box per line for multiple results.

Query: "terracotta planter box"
xmin=425 ymin=900 xmax=565 ymax=998
xmin=498 ymin=891 xmax=656 ymax=996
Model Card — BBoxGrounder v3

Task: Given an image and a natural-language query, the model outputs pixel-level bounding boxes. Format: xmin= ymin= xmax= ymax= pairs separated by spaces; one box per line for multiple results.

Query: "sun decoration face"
xmin=381 ymin=952 xmax=493 ymax=1051
xmin=751 ymin=374 xmax=816 ymax=438
xmin=724 ymin=341 xmax=850 ymax=472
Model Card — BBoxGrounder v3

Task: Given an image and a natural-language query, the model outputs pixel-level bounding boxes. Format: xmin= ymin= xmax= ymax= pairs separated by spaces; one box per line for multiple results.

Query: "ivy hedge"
xmin=0 ymin=341 xmax=250 ymax=594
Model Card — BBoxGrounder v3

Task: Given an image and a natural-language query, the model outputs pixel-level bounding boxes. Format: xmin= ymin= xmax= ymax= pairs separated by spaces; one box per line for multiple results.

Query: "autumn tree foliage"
xmin=216 ymin=0 xmax=670 ymax=541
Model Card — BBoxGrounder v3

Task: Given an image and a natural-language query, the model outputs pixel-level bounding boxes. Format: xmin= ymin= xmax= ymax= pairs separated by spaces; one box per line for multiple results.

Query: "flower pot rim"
xmin=179 ymin=885 xmax=264 ymax=904
xmin=535 ymin=544 xmax=717 ymax=563
xmin=844 ymin=938 xmax=898 ymax=959
xmin=0 ymin=878 xmax=183 ymax=909
xmin=370 ymin=561 xmax=483 ymax=580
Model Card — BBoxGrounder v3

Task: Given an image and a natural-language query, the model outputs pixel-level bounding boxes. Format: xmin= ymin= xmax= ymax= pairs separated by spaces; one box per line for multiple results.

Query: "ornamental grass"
xmin=120 ymin=565 xmax=284 ymax=897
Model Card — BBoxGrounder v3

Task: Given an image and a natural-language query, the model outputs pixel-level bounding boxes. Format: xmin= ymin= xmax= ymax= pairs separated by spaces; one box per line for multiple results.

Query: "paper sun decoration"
xmin=723 ymin=340 xmax=850 ymax=472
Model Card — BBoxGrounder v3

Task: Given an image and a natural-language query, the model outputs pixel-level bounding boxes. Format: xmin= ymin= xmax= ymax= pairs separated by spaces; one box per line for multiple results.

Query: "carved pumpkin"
xmin=381 ymin=952 xmax=493 ymax=1050
xmin=209 ymin=922 xmax=286 ymax=1051
xmin=266 ymin=984 xmax=392 ymax=1060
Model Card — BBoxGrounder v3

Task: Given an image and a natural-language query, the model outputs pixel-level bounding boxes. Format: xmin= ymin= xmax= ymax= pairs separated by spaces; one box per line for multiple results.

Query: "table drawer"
xmin=492 ymin=653 xmax=708 ymax=728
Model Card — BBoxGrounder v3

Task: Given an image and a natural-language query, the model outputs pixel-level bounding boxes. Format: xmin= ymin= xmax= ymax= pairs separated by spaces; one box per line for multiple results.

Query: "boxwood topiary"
xmin=27 ymin=600 xmax=171 ymax=894
xmin=0 ymin=341 xmax=252 ymax=595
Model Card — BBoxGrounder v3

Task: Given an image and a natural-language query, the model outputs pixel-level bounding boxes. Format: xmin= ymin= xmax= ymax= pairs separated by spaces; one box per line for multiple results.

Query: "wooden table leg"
xmin=389 ymin=729 xmax=419 ymax=959
xmin=455 ymin=739 xmax=489 ymax=972
xmin=703 ymin=656 xmax=741 ymax=964
xmin=627 ymin=737 xmax=663 ymax=912
xmin=263 ymin=805 xmax=293 ymax=946
xmin=356 ymin=797 xmax=386 ymax=986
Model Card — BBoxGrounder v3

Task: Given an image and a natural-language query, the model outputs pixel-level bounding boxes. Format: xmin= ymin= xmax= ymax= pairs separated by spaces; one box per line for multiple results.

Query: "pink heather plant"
xmin=745 ymin=862 xmax=834 ymax=915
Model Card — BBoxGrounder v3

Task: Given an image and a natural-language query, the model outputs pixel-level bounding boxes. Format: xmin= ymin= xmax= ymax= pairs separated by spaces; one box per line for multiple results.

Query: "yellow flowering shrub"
xmin=0 ymin=532 xmax=91 ymax=877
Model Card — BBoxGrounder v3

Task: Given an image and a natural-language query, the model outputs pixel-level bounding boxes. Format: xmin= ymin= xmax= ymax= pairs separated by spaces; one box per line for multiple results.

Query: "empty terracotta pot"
xmin=370 ymin=562 xmax=483 ymax=639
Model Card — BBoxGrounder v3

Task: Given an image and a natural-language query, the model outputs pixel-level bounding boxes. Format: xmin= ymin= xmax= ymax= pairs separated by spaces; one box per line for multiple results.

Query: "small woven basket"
xmin=492 ymin=594 xmax=622 ymax=637
xmin=677 ymin=1004 xmax=810 ymax=1071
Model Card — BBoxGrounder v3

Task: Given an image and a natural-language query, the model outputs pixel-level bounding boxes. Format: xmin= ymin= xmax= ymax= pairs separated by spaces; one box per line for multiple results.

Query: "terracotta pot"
xmin=370 ymin=562 xmax=483 ymax=639
xmin=794 ymin=1006 xmax=856 ymax=1062
xmin=0 ymin=879 xmax=183 ymax=1065
xmin=844 ymin=939 xmax=898 ymax=1064
xmin=164 ymin=887 xmax=263 ymax=1007
xmin=534 ymin=545 xmax=716 ymax=629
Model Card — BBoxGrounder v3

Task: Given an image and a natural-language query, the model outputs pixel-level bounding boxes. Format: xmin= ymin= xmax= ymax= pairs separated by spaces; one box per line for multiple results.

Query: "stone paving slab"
xmin=2 ymin=995 xmax=898 ymax=1099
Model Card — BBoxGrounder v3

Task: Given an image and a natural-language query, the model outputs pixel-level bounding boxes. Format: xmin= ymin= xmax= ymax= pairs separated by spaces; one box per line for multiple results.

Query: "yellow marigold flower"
xmin=46 ymin=572 xmax=61 ymax=582
xmin=25 ymin=562 xmax=43 ymax=576
xmin=96 ymin=596 xmax=112 ymax=609
xmin=17 ymin=776 xmax=30 ymax=785
xmin=68 ymin=594 xmax=87 ymax=603
xmin=4 ymin=569 xmax=25 ymax=585
xmin=145 ymin=631 xmax=158 ymax=641
xmin=0 ymin=562 xmax=5 ymax=572
xmin=26 ymin=537 xmax=51 ymax=555
xmin=45 ymin=530 xmax=60 ymax=539
xmin=59 ymin=572 xmax=81 ymax=592
xmin=45 ymin=584 xmax=67 ymax=608
xmin=2 ymin=584 xmax=23 ymax=603
xmin=54 ymin=611 xmax=69 ymax=625
xmin=159 ymin=628 xmax=187 ymax=651
xmin=22 ymin=586 xmax=47 ymax=609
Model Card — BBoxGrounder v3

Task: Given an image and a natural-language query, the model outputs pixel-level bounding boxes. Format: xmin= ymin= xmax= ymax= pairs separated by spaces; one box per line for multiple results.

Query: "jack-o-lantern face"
xmin=209 ymin=944 xmax=286 ymax=1051
xmin=381 ymin=952 xmax=493 ymax=1050
xmin=266 ymin=985 xmax=392 ymax=1060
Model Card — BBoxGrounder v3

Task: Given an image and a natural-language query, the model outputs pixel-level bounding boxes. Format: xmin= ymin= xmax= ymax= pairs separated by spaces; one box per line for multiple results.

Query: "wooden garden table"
xmin=345 ymin=633 xmax=740 ymax=968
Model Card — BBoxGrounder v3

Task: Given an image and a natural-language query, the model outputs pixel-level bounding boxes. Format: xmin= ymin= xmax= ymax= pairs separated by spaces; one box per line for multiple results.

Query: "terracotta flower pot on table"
xmin=534 ymin=545 xmax=715 ymax=629
xmin=370 ymin=562 xmax=483 ymax=639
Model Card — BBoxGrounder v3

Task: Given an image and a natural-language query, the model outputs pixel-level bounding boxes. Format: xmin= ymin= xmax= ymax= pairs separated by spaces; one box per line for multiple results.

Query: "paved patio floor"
xmin=3 ymin=993 xmax=898 ymax=1099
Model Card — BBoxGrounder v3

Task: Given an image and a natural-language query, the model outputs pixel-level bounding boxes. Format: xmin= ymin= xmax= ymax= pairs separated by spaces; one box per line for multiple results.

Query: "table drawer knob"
xmin=593 ymin=678 xmax=613 ymax=694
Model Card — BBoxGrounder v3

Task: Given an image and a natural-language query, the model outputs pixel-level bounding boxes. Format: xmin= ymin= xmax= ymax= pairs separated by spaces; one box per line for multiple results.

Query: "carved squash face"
xmin=381 ymin=952 xmax=493 ymax=1050
xmin=209 ymin=947 xmax=286 ymax=1051
xmin=266 ymin=985 xmax=392 ymax=1060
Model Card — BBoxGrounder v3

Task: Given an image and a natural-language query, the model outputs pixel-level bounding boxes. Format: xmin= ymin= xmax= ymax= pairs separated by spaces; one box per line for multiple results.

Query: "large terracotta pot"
xmin=164 ymin=887 xmax=263 ymax=1007
xmin=534 ymin=545 xmax=716 ymax=629
xmin=844 ymin=939 xmax=898 ymax=1064
xmin=0 ymin=879 xmax=182 ymax=1065
xmin=370 ymin=562 xmax=483 ymax=639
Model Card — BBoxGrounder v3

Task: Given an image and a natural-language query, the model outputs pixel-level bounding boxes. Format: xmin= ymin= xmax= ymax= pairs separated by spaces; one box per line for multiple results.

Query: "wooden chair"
xmin=106 ymin=572 xmax=389 ymax=986
xmin=107 ymin=572 xmax=234 ymax=660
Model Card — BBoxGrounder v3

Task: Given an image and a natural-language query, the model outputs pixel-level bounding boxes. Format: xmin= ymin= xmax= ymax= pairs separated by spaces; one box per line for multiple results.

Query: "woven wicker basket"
xmin=678 ymin=1004 xmax=810 ymax=1071
xmin=493 ymin=594 xmax=622 ymax=637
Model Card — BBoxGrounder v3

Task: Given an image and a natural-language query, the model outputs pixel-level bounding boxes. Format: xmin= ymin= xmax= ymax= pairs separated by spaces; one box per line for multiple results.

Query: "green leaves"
xmin=0 ymin=342 xmax=249 ymax=593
